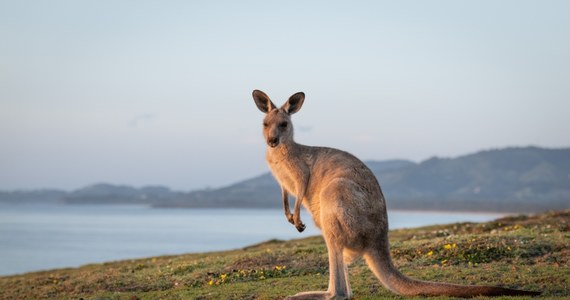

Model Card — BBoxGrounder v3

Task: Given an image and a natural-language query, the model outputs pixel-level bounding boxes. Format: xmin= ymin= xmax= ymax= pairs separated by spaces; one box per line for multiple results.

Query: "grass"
xmin=0 ymin=210 xmax=568 ymax=300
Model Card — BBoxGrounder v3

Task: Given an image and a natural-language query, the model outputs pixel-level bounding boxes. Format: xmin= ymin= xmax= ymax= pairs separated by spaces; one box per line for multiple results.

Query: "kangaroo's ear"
xmin=252 ymin=90 xmax=277 ymax=113
xmin=282 ymin=92 xmax=305 ymax=115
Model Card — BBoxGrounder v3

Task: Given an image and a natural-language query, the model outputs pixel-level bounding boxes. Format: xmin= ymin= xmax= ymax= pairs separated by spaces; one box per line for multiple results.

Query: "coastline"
xmin=1 ymin=210 xmax=566 ymax=299
xmin=0 ymin=206 xmax=506 ymax=277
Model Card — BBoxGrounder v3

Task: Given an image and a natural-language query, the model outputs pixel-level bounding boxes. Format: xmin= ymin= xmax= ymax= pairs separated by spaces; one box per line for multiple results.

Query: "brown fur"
xmin=252 ymin=90 xmax=540 ymax=299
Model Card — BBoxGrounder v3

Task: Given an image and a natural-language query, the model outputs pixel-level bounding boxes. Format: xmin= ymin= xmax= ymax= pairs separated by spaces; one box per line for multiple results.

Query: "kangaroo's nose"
xmin=267 ymin=137 xmax=279 ymax=147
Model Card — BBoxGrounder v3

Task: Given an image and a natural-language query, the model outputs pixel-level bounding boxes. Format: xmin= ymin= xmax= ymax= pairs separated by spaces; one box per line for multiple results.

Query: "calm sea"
xmin=0 ymin=204 xmax=504 ymax=276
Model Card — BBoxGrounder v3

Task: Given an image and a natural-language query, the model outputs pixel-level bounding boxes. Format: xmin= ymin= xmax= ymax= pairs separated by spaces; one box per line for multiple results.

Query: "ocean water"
xmin=0 ymin=204 xmax=504 ymax=276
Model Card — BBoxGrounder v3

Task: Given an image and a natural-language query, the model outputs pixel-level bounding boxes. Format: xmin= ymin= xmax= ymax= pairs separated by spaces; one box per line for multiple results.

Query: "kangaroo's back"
xmin=270 ymin=144 xmax=388 ymax=232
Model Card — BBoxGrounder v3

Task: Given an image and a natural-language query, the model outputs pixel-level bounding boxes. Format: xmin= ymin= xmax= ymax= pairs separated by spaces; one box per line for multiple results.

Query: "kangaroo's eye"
xmin=263 ymin=122 xmax=269 ymax=128
xmin=279 ymin=122 xmax=288 ymax=128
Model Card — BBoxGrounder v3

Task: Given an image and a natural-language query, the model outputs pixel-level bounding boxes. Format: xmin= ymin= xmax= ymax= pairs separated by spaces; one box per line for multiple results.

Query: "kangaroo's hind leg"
xmin=342 ymin=249 xmax=360 ymax=299
xmin=287 ymin=194 xmax=351 ymax=299
xmin=286 ymin=232 xmax=349 ymax=299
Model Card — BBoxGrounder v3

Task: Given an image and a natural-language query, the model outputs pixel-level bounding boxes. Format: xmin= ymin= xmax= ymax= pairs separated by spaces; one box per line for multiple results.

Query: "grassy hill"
xmin=1 ymin=210 xmax=568 ymax=299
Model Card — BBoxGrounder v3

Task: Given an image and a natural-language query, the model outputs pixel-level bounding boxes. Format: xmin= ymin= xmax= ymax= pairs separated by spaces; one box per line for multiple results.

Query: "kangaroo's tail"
xmin=363 ymin=247 xmax=540 ymax=298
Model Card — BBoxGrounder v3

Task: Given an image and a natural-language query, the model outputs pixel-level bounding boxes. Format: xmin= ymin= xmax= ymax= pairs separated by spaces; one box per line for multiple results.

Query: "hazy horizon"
xmin=0 ymin=144 xmax=564 ymax=192
xmin=2 ymin=1 xmax=569 ymax=191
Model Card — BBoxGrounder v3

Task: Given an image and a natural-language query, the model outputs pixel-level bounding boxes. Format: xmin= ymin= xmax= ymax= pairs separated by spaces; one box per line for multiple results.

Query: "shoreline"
xmin=0 ymin=200 xmax=540 ymax=215
xmin=0 ymin=208 xmax=510 ymax=278
xmin=1 ymin=210 xmax=566 ymax=299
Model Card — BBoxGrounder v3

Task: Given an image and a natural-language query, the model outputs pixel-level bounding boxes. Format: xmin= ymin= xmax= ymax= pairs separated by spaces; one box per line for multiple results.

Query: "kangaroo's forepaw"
xmin=293 ymin=214 xmax=305 ymax=232
xmin=295 ymin=222 xmax=306 ymax=232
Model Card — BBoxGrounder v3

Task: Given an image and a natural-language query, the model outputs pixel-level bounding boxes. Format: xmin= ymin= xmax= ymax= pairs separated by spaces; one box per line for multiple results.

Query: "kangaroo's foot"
xmin=285 ymin=291 xmax=349 ymax=300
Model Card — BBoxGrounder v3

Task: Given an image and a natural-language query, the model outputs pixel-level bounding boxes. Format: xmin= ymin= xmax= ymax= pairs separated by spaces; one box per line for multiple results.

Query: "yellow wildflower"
xmin=427 ymin=251 xmax=434 ymax=256
xmin=275 ymin=265 xmax=287 ymax=271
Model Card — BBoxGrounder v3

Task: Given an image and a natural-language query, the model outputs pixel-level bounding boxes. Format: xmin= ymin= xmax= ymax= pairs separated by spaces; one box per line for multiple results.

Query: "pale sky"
xmin=1 ymin=0 xmax=569 ymax=191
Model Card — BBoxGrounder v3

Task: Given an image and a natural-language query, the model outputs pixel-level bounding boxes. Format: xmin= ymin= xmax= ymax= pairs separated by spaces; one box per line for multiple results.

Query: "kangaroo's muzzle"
xmin=268 ymin=137 xmax=279 ymax=148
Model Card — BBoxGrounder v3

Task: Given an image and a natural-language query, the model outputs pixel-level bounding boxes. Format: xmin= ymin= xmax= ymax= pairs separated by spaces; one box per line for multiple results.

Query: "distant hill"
xmin=0 ymin=184 xmax=186 ymax=206
xmin=63 ymin=183 xmax=188 ymax=205
xmin=1 ymin=147 xmax=568 ymax=212
xmin=379 ymin=147 xmax=570 ymax=212
xmin=156 ymin=146 xmax=570 ymax=212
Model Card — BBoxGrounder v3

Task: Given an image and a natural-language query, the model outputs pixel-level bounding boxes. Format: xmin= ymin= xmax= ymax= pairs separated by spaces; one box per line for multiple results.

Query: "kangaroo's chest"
xmin=267 ymin=158 xmax=298 ymax=194
xmin=266 ymin=148 xmax=313 ymax=194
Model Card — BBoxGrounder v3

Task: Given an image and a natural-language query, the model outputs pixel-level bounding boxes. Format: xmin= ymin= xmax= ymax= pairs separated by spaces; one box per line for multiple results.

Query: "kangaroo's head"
xmin=252 ymin=90 xmax=305 ymax=148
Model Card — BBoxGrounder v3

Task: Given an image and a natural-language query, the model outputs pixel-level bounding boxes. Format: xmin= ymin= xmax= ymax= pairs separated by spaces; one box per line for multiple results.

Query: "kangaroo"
xmin=252 ymin=90 xmax=540 ymax=299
